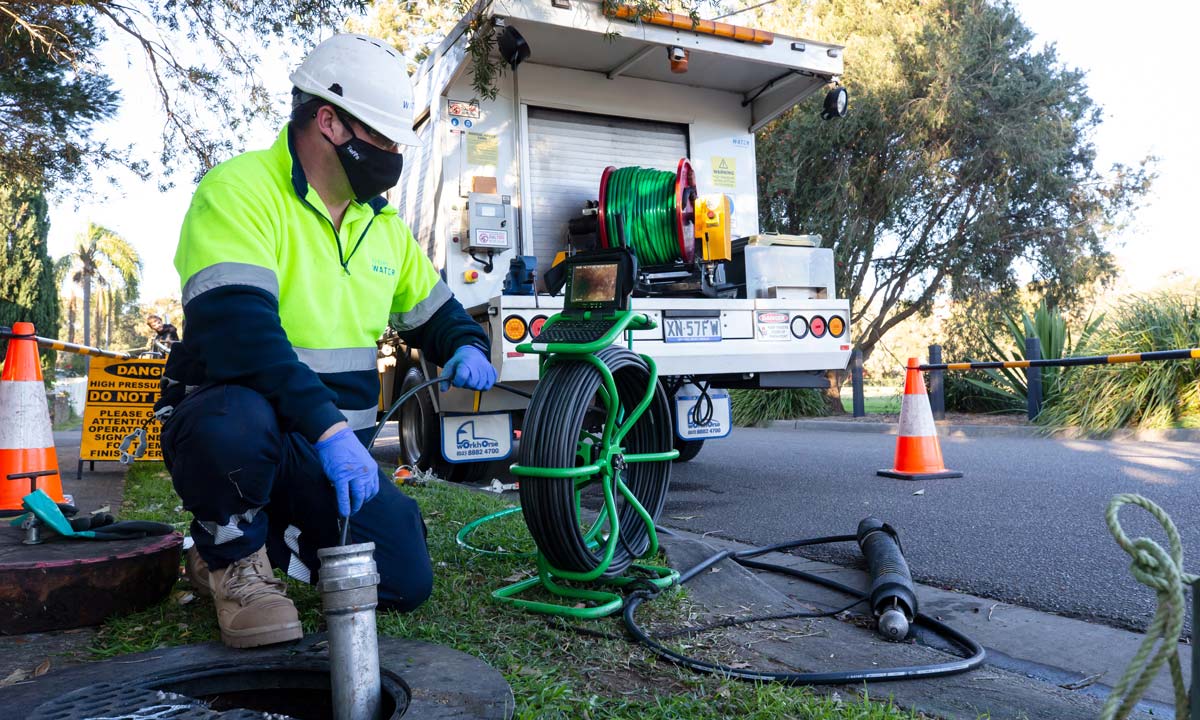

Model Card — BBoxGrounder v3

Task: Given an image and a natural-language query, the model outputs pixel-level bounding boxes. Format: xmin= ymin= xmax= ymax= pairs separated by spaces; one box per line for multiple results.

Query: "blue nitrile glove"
xmin=314 ymin=427 xmax=380 ymax=517
xmin=440 ymin=345 xmax=497 ymax=392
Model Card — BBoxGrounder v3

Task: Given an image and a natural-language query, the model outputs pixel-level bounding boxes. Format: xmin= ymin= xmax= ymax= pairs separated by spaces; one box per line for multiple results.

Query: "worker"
xmin=158 ymin=34 xmax=496 ymax=649
xmin=146 ymin=314 xmax=179 ymax=347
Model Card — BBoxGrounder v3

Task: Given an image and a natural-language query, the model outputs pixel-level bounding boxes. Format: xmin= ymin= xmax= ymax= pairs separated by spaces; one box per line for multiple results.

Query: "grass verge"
xmin=839 ymin=386 xmax=902 ymax=415
xmin=103 ymin=463 xmax=918 ymax=719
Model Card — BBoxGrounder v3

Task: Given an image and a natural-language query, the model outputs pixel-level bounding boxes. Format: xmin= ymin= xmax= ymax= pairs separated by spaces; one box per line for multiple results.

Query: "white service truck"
xmin=381 ymin=0 xmax=852 ymax=481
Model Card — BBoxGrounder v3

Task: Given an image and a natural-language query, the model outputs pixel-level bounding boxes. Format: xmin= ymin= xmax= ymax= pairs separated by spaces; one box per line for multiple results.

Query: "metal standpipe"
xmin=318 ymin=542 xmax=383 ymax=720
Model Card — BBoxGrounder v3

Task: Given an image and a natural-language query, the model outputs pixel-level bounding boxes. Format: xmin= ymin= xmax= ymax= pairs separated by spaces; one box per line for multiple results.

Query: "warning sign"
xmin=80 ymin=357 xmax=165 ymax=462
xmin=467 ymin=133 xmax=499 ymax=167
xmin=711 ymin=156 xmax=736 ymax=188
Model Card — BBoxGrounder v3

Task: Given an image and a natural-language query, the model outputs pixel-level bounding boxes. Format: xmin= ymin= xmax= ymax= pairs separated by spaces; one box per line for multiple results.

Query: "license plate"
xmin=663 ymin=317 xmax=722 ymax=343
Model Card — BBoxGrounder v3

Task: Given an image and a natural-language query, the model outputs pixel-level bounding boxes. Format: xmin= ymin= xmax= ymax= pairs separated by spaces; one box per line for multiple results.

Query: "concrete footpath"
xmin=659 ymin=525 xmax=1180 ymax=719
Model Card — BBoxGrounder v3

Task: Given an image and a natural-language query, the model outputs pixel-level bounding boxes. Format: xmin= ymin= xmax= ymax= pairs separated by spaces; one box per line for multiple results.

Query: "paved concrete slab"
xmin=663 ymin=426 xmax=1200 ymax=637
xmin=661 ymin=529 xmax=1177 ymax=718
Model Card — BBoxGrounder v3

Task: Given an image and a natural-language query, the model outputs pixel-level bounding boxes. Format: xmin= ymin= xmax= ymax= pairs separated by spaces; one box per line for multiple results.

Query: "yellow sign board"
xmin=711 ymin=156 xmax=736 ymax=188
xmin=80 ymin=357 xmax=166 ymax=462
xmin=467 ymin=133 xmax=499 ymax=167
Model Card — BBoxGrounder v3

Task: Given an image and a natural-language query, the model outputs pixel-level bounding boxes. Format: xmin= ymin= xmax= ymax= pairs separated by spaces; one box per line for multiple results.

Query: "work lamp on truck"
xmin=822 ymin=85 xmax=849 ymax=119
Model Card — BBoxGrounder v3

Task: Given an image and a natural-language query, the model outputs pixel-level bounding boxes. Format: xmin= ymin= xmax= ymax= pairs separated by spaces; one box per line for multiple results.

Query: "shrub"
xmin=959 ymin=302 xmax=1101 ymax=414
xmin=730 ymin=388 xmax=827 ymax=426
xmin=944 ymin=371 xmax=1015 ymax=413
xmin=1036 ymin=289 xmax=1200 ymax=431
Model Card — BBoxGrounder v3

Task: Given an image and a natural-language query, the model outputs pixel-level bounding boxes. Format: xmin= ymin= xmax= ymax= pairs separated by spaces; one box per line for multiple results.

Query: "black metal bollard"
xmin=1025 ymin=337 xmax=1043 ymax=420
xmin=928 ymin=344 xmax=945 ymax=421
xmin=852 ymin=349 xmax=865 ymax=417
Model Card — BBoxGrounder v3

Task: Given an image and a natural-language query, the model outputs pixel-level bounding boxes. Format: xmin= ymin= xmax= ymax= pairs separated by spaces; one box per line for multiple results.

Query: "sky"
xmin=46 ymin=1 xmax=1200 ymax=303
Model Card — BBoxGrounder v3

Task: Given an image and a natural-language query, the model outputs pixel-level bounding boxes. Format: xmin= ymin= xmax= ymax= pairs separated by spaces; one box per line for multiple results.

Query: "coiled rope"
xmin=1102 ymin=494 xmax=1197 ymax=720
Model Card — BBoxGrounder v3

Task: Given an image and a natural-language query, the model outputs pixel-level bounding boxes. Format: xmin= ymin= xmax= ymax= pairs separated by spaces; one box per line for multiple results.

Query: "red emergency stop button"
xmin=464 ymin=270 xmax=480 ymax=283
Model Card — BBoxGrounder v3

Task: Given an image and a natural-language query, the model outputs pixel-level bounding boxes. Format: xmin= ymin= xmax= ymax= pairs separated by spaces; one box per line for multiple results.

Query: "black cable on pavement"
xmin=623 ymin=535 xmax=987 ymax=685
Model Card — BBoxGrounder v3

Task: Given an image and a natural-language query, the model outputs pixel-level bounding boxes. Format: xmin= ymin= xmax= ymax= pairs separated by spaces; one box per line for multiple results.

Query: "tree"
xmin=755 ymin=0 xmax=1152 ymax=408
xmin=0 ymin=7 xmax=120 ymax=191
xmin=0 ymin=178 xmax=59 ymax=370
xmin=1 ymin=1 xmax=367 ymax=189
xmin=347 ymin=0 xmax=465 ymax=70
xmin=59 ymin=223 xmax=141 ymax=349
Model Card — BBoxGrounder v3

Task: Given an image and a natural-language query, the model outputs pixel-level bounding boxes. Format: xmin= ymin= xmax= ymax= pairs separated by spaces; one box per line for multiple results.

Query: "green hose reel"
xmin=484 ymin=312 xmax=679 ymax=618
xmin=598 ymin=159 xmax=698 ymax=265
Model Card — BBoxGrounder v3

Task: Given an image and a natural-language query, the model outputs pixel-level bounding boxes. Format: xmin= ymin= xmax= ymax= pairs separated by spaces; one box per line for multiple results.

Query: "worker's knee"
xmin=165 ymin=386 xmax=279 ymax=458
xmin=378 ymin=562 xmax=433 ymax=613
xmin=351 ymin=482 xmax=433 ymax=613
xmin=162 ymin=385 xmax=283 ymax=509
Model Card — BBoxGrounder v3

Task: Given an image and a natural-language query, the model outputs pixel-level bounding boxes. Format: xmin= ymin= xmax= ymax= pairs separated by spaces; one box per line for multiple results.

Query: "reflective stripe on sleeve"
xmin=293 ymin=347 xmax=378 ymax=374
xmin=390 ymin=280 xmax=452 ymax=331
xmin=341 ymin=406 xmax=379 ymax=431
xmin=182 ymin=262 xmax=279 ymax=305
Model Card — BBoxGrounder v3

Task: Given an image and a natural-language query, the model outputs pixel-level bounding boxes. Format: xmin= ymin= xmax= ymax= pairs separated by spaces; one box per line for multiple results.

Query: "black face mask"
xmin=326 ymin=133 xmax=403 ymax=203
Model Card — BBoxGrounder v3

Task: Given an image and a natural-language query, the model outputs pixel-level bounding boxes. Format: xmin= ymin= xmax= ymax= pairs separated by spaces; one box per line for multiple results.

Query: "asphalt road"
xmin=657 ymin=426 xmax=1200 ymax=634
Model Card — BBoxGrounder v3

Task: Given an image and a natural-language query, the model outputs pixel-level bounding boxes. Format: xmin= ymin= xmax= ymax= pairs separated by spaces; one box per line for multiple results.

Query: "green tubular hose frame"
xmin=482 ymin=310 xmax=678 ymax=619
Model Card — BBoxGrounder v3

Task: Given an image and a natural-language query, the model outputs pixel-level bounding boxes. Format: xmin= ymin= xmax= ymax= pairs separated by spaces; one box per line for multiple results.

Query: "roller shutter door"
xmin=527 ymin=107 xmax=688 ymax=279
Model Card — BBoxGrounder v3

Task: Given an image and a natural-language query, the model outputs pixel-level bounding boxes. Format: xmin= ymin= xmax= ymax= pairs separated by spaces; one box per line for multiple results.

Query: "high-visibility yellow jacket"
xmin=173 ymin=125 xmax=487 ymax=441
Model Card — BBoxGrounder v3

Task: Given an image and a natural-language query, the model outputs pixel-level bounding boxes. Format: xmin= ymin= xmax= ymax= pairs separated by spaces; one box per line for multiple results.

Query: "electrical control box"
xmin=696 ymin=194 xmax=733 ymax=262
xmin=465 ymin=193 xmax=514 ymax=252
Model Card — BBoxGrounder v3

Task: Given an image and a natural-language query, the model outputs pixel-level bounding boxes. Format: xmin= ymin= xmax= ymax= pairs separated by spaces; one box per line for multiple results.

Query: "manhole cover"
xmin=30 ymin=661 xmax=407 ymax=720
xmin=28 ymin=682 xmax=268 ymax=719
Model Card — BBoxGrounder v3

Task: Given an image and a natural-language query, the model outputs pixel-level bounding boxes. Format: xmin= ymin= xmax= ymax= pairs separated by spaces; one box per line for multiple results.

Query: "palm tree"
xmin=59 ymin=223 xmax=141 ymax=348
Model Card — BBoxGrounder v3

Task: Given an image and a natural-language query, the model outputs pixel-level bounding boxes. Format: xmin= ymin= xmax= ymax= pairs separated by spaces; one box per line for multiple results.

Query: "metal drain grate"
xmin=29 ymin=682 xmax=294 ymax=720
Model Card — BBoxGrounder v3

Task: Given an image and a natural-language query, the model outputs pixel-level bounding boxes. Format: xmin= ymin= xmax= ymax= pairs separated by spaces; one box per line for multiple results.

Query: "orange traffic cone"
xmin=877 ymin=357 xmax=962 ymax=481
xmin=0 ymin=322 xmax=66 ymax=509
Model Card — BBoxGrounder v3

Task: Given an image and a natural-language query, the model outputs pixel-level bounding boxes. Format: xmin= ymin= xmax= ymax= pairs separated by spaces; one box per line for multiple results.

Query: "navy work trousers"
xmin=161 ymin=384 xmax=432 ymax=612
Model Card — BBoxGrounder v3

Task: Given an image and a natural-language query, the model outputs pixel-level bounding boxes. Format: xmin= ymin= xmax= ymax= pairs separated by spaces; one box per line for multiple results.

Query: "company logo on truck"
xmin=456 ymin=421 xmax=499 ymax=451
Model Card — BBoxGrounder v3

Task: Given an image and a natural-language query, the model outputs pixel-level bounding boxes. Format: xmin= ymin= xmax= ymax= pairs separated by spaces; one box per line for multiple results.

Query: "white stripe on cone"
xmin=898 ymin=393 xmax=937 ymax=438
xmin=0 ymin=380 xmax=54 ymax=449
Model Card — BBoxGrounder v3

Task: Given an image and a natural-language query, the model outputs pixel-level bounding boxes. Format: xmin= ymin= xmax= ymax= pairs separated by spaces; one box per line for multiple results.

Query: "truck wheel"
xmin=398 ymin=364 xmax=502 ymax=484
xmin=673 ymin=437 xmax=704 ymax=463
xmin=398 ymin=366 xmax=438 ymax=469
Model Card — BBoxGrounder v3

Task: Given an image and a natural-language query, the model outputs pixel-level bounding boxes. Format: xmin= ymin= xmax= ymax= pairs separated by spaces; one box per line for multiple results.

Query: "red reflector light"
xmin=810 ymin=316 xmax=827 ymax=338
xmin=506 ymin=351 xmax=524 ymax=358
xmin=840 ymin=345 xmax=850 ymax=351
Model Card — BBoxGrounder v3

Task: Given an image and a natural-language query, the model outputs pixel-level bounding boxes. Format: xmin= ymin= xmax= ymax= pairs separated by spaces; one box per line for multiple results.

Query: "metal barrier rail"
xmin=920 ymin=348 xmax=1200 ymax=372
xmin=0 ymin=326 xmax=135 ymax=360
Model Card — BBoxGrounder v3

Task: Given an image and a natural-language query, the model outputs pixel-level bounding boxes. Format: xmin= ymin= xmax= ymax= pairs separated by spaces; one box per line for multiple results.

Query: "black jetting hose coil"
xmin=518 ymin=346 xmax=673 ymax=577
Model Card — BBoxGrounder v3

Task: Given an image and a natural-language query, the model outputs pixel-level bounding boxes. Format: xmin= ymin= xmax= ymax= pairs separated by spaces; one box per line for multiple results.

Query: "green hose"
xmin=603 ymin=167 xmax=680 ymax=265
xmin=456 ymin=506 xmax=536 ymax=558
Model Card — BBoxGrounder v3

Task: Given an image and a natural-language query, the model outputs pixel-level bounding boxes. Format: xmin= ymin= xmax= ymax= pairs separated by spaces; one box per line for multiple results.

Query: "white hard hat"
xmin=290 ymin=34 xmax=422 ymax=147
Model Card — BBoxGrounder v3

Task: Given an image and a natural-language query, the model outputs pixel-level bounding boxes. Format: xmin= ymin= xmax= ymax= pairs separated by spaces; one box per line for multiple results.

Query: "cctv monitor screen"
xmin=569 ymin=262 xmax=619 ymax=305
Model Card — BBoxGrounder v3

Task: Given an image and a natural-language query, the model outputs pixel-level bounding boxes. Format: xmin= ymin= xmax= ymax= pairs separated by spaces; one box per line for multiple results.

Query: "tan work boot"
xmin=184 ymin=546 xmax=213 ymax=599
xmin=207 ymin=546 xmax=303 ymax=648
